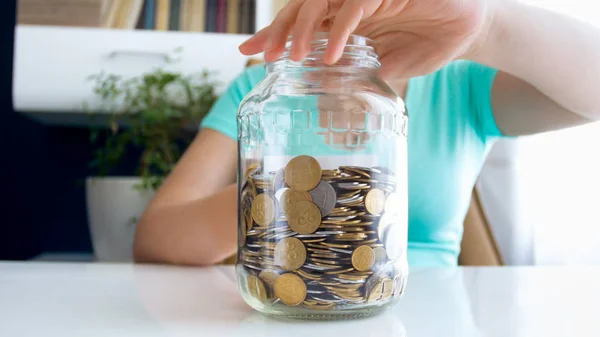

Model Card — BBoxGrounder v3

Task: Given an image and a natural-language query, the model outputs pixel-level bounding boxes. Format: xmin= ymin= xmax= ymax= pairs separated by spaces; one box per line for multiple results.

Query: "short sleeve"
xmin=466 ymin=61 xmax=505 ymax=139
xmin=200 ymin=64 xmax=266 ymax=140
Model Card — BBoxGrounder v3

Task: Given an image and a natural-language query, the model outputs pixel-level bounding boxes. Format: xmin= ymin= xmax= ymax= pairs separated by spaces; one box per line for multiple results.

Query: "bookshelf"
xmin=13 ymin=0 xmax=290 ymax=125
xmin=16 ymin=0 xmax=280 ymax=34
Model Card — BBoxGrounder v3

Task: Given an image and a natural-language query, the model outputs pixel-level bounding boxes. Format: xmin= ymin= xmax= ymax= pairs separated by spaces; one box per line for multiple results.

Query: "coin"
xmin=258 ymin=269 xmax=280 ymax=288
xmin=392 ymin=274 xmax=405 ymax=297
xmin=247 ymin=274 xmax=268 ymax=303
xmin=309 ymin=180 xmax=337 ymax=217
xmin=383 ymin=193 xmax=402 ymax=215
xmin=280 ymin=189 xmax=312 ymax=216
xmin=351 ymin=245 xmax=375 ymax=272
xmin=251 ymin=193 xmax=277 ymax=226
xmin=273 ymin=168 xmax=286 ymax=190
xmin=284 ymin=155 xmax=322 ymax=191
xmin=274 ymin=273 xmax=307 ymax=306
xmin=365 ymin=188 xmax=386 ymax=215
xmin=384 ymin=224 xmax=405 ymax=260
xmin=373 ymin=247 xmax=387 ymax=265
xmin=378 ymin=213 xmax=392 ymax=242
xmin=288 ymin=200 xmax=321 ymax=234
xmin=381 ymin=277 xmax=393 ymax=300
xmin=240 ymin=212 xmax=247 ymax=246
xmin=366 ymin=280 xmax=384 ymax=302
xmin=274 ymin=237 xmax=307 ymax=271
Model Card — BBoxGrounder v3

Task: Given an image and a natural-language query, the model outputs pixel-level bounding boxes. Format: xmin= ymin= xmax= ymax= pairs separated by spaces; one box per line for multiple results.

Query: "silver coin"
xmin=274 ymin=187 xmax=289 ymax=204
xmin=328 ymin=248 xmax=353 ymax=254
xmin=295 ymin=233 xmax=328 ymax=238
xmin=325 ymin=215 xmax=357 ymax=221
xmin=252 ymin=174 xmax=273 ymax=183
xmin=332 ymin=277 xmax=366 ymax=284
xmin=337 ymin=182 xmax=368 ymax=189
xmin=313 ymin=296 xmax=343 ymax=303
xmin=306 ymin=289 xmax=325 ymax=294
xmin=314 ymin=230 xmax=345 ymax=235
xmin=243 ymin=263 xmax=262 ymax=271
xmin=337 ymin=195 xmax=364 ymax=205
xmin=384 ymin=192 xmax=403 ymax=215
xmin=384 ymin=224 xmax=406 ymax=260
xmin=331 ymin=295 xmax=363 ymax=303
xmin=309 ymin=180 xmax=337 ymax=216
xmin=273 ymin=168 xmax=286 ymax=190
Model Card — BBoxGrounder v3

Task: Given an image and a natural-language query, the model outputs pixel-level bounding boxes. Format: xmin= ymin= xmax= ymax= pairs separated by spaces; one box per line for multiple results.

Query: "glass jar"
xmin=236 ymin=33 xmax=408 ymax=320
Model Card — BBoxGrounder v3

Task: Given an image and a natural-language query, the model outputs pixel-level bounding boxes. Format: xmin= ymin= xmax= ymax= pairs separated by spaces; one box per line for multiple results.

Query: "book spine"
xmin=144 ymin=0 xmax=156 ymax=29
xmin=205 ymin=0 xmax=217 ymax=32
xmin=216 ymin=0 xmax=226 ymax=33
xmin=136 ymin=0 xmax=147 ymax=29
xmin=226 ymin=0 xmax=239 ymax=34
xmin=169 ymin=0 xmax=180 ymax=30
xmin=155 ymin=0 xmax=170 ymax=30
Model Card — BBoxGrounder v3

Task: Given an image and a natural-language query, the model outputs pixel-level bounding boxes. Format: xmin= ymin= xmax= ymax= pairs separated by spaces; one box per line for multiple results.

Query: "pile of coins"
xmin=238 ymin=155 xmax=407 ymax=310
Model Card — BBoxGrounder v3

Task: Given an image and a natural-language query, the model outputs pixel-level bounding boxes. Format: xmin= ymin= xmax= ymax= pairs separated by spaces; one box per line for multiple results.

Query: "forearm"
xmin=467 ymin=0 xmax=600 ymax=119
xmin=134 ymin=184 xmax=238 ymax=266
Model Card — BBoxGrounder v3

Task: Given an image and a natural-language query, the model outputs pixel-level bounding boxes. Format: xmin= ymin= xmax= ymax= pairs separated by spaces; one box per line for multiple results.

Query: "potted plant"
xmin=85 ymin=64 xmax=218 ymax=262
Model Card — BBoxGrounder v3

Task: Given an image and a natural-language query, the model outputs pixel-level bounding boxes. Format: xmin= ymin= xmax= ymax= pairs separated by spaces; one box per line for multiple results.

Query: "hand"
xmin=239 ymin=0 xmax=492 ymax=79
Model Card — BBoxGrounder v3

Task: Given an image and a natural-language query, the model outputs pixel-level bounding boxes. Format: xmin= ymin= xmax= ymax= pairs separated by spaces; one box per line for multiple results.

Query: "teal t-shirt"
xmin=201 ymin=60 xmax=504 ymax=267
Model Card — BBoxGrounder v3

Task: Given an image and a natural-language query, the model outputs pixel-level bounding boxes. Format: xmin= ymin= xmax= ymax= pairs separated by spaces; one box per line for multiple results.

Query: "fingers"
xmin=239 ymin=0 xmax=304 ymax=59
xmin=324 ymin=0 xmax=365 ymax=65
xmin=238 ymin=26 xmax=270 ymax=55
xmin=290 ymin=0 xmax=330 ymax=61
xmin=264 ymin=0 xmax=306 ymax=62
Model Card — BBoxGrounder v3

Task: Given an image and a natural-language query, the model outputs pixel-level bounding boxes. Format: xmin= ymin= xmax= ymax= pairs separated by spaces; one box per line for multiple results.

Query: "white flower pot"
xmin=85 ymin=177 xmax=155 ymax=262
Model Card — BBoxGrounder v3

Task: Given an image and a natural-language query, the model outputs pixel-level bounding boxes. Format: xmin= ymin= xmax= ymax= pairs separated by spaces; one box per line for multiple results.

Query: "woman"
xmin=133 ymin=0 xmax=600 ymax=266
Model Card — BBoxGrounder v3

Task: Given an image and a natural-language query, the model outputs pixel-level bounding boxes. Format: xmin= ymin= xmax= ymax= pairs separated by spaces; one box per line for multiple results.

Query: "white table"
xmin=1 ymin=262 xmax=599 ymax=337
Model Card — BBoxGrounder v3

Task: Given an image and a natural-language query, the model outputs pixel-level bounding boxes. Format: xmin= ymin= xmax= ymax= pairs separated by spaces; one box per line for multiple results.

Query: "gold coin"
xmin=367 ymin=280 xmax=384 ymax=302
xmin=288 ymin=201 xmax=321 ymax=234
xmin=281 ymin=189 xmax=312 ymax=216
xmin=381 ymin=277 xmax=393 ymax=300
xmin=247 ymin=274 xmax=268 ymax=303
xmin=274 ymin=273 xmax=306 ymax=306
xmin=274 ymin=237 xmax=306 ymax=271
xmin=240 ymin=214 xmax=247 ymax=246
xmin=284 ymin=155 xmax=322 ymax=192
xmin=365 ymin=188 xmax=386 ymax=215
xmin=251 ymin=193 xmax=277 ymax=226
xmin=258 ymin=269 xmax=280 ymax=289
xmin=351 ymin=245 xmax=375 ymax=272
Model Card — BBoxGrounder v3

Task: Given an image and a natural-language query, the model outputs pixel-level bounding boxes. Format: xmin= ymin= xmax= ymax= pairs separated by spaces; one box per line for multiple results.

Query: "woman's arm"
xmin=240 ymin=0 xmax=600 ymax=136
xmin=133 ymin=129 xmax=238 ymax=266
xmin=468 ymin=0 xmax=600 ymax=136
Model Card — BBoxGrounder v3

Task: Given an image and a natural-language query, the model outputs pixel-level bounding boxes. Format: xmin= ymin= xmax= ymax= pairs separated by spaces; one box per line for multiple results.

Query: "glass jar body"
xmin=236 ymin=40 xmax=408 ymax=320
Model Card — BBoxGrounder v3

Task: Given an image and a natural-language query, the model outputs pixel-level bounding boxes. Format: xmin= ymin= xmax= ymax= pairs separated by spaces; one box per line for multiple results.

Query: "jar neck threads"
xmin=266 ymin=33 xmax=381 ymax=73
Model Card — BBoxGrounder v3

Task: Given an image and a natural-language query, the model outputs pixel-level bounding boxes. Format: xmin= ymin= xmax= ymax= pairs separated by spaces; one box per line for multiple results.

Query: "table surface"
xmin=1 ymin=262 xmax=599 ymax=337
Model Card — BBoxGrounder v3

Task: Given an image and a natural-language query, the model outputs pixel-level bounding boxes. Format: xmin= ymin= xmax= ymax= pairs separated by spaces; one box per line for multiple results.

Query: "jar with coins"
xmin=236 ymin=33 xmax=409 ymax=319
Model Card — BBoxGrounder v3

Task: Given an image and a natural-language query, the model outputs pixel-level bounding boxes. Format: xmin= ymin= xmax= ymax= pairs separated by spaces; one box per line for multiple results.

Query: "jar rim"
xmin=283 ymin=32 xmax=376 ymax=48
xmin=268 ymin=32 xmax=380 ymax=70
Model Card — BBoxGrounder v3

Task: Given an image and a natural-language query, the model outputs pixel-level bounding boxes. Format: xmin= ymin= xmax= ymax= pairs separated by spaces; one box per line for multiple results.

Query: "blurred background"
xmin=1 ymin=0 xmax=599 ymax=266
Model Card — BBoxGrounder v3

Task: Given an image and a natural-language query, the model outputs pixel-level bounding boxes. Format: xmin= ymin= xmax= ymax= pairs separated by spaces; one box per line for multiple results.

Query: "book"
xmin=17 ymin=0 xmax=106 ymax=27
xmin=155 ymin=0 xmax=170 ymax=31
xmin=180 ymin=0 xmax=205 ymax=32
xmin=205 ymin=0 xmax=217 ymax=32
xmin=118 ymin=0 xmax=144 ymax=29
xmin=216 ymin=0 xmax=226 ymax=33
xmin=169 ymin=0 xmax=180 ymax=30
xmin=226 ymin=0 xmax=239 ymax=34
xmin=144 ymin=0 xmax=156 ymax=29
